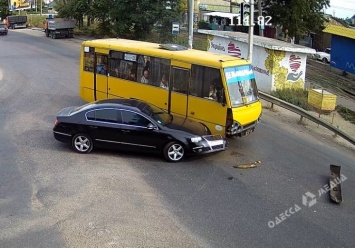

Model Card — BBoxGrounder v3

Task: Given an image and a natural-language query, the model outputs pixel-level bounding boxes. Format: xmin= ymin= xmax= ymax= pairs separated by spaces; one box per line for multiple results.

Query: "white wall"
xmin=207 ymin=35 xmax=308 ymax=92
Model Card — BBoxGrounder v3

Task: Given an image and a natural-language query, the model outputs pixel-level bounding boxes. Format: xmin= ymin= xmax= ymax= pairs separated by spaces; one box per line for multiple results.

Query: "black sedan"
xmin=0 ymin=24 xmax=8 ymax=35
xmin=53 ymin=98 xmax=227 ymax=162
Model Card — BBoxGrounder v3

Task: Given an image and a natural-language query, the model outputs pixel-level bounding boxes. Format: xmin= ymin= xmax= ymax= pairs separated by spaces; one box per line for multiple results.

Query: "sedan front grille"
xmin=202 ymin=134 xmax=223 ymax=141
xmin=202 ymin=135 xmax=226 ymax=150
xmin=211 ymin=144 xmax=224 ymax=150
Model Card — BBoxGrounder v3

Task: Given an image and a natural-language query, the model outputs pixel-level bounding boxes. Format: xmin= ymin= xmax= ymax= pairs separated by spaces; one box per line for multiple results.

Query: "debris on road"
xmin=329 ymin=164 xmax=343 ymax=204
xmin=233 ymin=161 xmax=261 ymax=169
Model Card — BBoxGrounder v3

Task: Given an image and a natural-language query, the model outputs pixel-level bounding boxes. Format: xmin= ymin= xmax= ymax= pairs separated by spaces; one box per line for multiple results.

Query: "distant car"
xmin=0 ymin=23 xmax=8 ymax=35
xmin=53 ymin=98 xmax=227 ymax=162
xmin=314 ymin=48 xmax=331 ymax=63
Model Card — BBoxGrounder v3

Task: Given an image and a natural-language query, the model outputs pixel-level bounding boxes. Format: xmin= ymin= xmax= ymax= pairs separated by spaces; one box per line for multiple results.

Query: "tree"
xmin=263 ymin=0 xmax=330 ymax=41
xmin=154 ymin=0 xmax=186 ymax=42
xmin=54 ymin=0 xmax=90 ymax=29
xmin=109 ymin=0 xmax=185 ymax=41
xmin=53 ymin=0 xmax=186 ymax=40
xmin=0 ymin=0 xmax=10 ymax=21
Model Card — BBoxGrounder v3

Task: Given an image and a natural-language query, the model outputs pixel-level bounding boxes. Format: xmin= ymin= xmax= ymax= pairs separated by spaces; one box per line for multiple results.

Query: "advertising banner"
xmin=9 ymin=0 xmax=35 ymax=10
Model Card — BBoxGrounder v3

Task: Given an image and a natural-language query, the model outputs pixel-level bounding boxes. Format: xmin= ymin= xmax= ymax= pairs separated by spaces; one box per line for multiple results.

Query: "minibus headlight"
xmin=191 ymin=137 xmax=202 ymax=143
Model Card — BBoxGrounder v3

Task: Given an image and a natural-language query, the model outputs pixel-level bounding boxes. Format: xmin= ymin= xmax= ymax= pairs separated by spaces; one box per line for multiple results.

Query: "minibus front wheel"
xmin=226 ymin=122 xmax=240 ymax=138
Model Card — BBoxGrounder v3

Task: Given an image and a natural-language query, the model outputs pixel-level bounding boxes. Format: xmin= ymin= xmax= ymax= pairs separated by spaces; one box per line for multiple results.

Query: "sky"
xmin=324 ymin=0 xmax=355 ymax=19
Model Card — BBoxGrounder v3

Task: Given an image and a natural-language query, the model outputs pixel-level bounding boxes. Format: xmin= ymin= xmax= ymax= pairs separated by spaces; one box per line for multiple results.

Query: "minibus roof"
xmin=83 ymin=38 xmax=250 ymax=68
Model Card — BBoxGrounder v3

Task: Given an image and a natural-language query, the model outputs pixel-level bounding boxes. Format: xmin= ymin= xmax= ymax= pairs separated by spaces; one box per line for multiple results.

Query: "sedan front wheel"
xmin=72 ymin=133 xmax=93 ymax=154
xmin=163 ymin=142 xmax=185 ymax=162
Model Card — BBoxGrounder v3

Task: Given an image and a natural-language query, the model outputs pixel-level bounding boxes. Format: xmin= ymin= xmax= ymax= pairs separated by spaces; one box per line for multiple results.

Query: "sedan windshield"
xmin=224 ymin=65 xmax=258 ymax=107
xmin=138 ymin=102 xmax=172 ymax=126
xmin=151 ymin=111 xmax=172 ymax=126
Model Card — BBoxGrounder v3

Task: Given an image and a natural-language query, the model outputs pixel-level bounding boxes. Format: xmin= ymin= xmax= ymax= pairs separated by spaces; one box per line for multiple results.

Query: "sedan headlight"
xmin=191 ymin=137 xmax=202 ymax=143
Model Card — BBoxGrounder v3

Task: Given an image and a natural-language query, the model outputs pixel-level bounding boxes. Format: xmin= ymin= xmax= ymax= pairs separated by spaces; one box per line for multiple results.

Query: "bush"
xmin=271 ymin=88 xmax=312 ymax=110
xmin=27 ymin=15 xmax=47 ymax=28
xmin=74 ymin=23 xmax=105 ymax=38
xmin=172 ymin=32 xmax=208 ymax=51
xmin=198 ymin=21 xmax=210 ymax=30
xmin=336 ymin=105 xmax=355 ymax=124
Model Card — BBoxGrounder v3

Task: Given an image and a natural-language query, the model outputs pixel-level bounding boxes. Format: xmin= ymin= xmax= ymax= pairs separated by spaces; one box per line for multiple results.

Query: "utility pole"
xmin=247 ymin=0 xmax=254 ymax=62
xmin=230 ymin=0 xmax=233 ymax=13
xmin=258 ymin=0 xmax=263 ymax=36
xmin=188 ymin=0 xmax=194 ymax=49
xmin=40 ymin=0 xmax=42 ymax=16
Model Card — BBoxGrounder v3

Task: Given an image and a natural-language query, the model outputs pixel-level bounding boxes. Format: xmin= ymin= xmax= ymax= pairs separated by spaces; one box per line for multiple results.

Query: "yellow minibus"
xmin=79 ymin=38 xmax=262 ymax=137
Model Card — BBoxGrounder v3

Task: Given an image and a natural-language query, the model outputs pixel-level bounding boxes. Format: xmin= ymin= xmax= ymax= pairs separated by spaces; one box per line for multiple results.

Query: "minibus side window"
xmin=108 ymin=51 xmax=171 ymax=87
xmin=190 ymin=65 xmax=224 ymax=102
xmin=83 ymin=47 xmax=95 ymax=72
xmin=96 ymin=54 xmax=108 ymax=75
xmin=149 ymin=57 xmax=171 ymax=88
xmin=171 ymin=67 xmax=189 ymax=94
xmin=109 ymin=51 xmax=138 ymax=81
xmin=109 ymin=51 xmax=123 ymax=78
xmin=109 ymin=58 xmax=121 ymax=78
xmin=118 ymin=60 xmax=136 ymax=80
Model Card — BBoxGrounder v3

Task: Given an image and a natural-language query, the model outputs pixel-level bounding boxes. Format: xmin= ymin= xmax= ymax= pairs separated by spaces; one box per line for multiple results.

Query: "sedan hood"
xmin=164 ymin=115 xmax=208 ymax=136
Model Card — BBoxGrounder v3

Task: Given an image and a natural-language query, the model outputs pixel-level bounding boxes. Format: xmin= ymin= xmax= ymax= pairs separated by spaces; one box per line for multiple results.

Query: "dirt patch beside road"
xmin=306 ymin=60 xmax=355 ymax=112
xmin=261 ymin=100 xmax=355 ymax=151
xmin=264 ymin=60 xmax=355 ymax=150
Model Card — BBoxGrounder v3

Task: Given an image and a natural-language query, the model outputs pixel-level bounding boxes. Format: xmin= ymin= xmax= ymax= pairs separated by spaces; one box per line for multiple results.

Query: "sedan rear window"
xmin=95 ymin=109 xmax=119 ymax=123
xmin=86 ymin=109 xmax=121 ymax=123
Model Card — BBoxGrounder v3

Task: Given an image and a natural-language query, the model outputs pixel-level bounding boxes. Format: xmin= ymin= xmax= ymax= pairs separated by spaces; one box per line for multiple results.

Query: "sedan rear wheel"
xmin=163 ymin=142 xmax=185 ymax=162
xmin=72 ymin=133 xmax=93 ymax=153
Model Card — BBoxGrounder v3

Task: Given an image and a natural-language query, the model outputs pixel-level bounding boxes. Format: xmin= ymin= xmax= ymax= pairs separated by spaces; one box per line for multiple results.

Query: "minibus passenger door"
xmin=168 ymin=62 xmax=191 ymax=117
xmin=187 ymin=66 xmax=227 ymax=136
xmin=94 ymin=52 xmax=109 ymax=100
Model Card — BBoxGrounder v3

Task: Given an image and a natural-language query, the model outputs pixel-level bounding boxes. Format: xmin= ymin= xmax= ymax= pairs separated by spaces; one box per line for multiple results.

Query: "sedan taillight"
xmin=54 ymin=119 xmax=59 ymax=126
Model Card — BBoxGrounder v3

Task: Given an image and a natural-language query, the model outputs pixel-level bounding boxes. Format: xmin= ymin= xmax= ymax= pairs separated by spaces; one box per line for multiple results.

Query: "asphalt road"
xmin=0 ymin=29 xmax=354 ymax=248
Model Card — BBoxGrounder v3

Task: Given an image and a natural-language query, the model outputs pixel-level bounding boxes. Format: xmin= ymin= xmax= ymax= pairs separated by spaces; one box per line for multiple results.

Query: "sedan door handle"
xmin=89 ymin=126 xmax=98 ymax=129
xmin=121 ymin=130 xmax=130 ymax=133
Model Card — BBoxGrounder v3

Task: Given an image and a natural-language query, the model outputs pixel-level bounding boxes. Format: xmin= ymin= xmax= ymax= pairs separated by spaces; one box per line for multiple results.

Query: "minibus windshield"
xmin=224 ymin=65 xmax=258 ymax=107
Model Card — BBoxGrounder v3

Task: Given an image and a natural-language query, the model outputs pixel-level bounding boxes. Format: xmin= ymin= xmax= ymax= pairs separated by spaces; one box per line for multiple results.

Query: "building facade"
xmin=199 ymin=29 xmax=316 ymax=93
xmin=323 ymin=25 xmax=355 ymax=75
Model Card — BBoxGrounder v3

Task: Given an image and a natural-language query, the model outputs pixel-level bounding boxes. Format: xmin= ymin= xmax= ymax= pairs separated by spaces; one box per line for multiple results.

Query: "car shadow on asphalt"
xmin=91 ymin=148 xmax=216 ymax=165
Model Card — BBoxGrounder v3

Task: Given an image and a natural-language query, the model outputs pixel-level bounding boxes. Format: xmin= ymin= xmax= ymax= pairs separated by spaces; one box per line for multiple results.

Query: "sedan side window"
xmin=86 ymin=111 xmax=95 ymax=120
xmin=121 ymin=110 xmax=151 ymax=127
xmin=92 ymin=109 xmax=119 ymax=123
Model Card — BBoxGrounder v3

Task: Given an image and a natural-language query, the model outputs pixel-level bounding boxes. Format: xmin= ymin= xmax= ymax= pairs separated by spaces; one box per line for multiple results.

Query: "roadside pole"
xmin=258 ymin=0 xmax=263 ymax=37
xmin=188 ymin=0 xmax=194 ymax=49
xmin=247 ymin=0 xmax=254 ymax=62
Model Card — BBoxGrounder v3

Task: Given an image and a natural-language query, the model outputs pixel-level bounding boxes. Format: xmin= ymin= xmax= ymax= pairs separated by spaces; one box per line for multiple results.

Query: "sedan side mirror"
xmin=147 ymin=123 xmax=156 ymax=130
